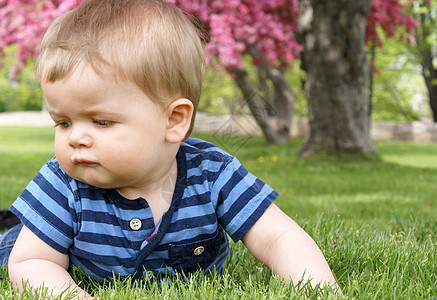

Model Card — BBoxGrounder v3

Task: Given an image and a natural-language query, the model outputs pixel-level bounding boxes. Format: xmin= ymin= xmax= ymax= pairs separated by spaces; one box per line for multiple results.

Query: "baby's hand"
xmin=241 ymin=203 xmax=341 ymax=292
xmin=8 ymin=225 xmax=88 ymax=299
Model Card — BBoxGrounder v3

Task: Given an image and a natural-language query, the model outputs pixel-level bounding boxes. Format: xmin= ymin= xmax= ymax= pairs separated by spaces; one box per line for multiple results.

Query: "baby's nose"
xmin=68 ymin=125 xmax=93 ymax=148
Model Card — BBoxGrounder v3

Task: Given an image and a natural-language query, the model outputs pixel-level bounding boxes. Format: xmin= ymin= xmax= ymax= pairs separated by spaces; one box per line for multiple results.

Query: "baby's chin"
xmin=68 ymin=171 xmax=117 ymax=190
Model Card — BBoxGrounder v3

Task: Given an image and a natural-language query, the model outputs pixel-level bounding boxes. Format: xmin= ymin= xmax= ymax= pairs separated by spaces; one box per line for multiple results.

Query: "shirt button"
xmin=146 ymin=270 xmax=154 ymax=280
xmin=193 ymin=246 xmax=205 ymax=256
xmin=130 ymin=218 xmax=142 ymax=230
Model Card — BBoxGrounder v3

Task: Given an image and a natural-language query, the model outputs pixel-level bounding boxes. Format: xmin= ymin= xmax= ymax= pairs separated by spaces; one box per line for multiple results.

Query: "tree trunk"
xmin=233 ymin=67 xmax=294 ymax=144
xmin=423 ymin=50 xmax=437 ymax=122
xmin=298 ymin=0 xmax=378 ymax=156
xmin=428 ymin=79 xmax=437 ymax=123
xmin=231 ymin=44 xmax=295 ymax=145
xmin=416 ymin=1 xmax=437 ymax=122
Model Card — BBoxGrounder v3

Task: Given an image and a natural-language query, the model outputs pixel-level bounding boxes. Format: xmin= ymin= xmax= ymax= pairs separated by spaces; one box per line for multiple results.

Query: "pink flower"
xmin=0 ymin=0 xmax=419 ymax=77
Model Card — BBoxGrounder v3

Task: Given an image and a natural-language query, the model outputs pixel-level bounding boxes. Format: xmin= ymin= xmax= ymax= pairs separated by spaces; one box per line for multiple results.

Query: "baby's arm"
xmin=8 ymin=225 xmax=92 ymax=299
xmin=242 ymin=203 xmax=341 ymax=293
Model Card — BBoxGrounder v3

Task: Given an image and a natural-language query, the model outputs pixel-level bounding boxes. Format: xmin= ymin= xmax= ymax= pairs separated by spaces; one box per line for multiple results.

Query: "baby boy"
xmin=0 ymin=0 xmax=339 ymax=298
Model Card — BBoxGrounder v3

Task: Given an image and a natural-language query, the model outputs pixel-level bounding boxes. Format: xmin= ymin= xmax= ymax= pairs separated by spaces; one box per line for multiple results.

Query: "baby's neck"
xmin=144 ymin=166 xmax=177 ymax=226
xmin=116 ymin=159 xmax=177 ymax=226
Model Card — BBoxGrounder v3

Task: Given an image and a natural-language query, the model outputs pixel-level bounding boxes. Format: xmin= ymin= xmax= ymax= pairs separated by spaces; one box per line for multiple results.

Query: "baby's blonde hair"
xmin=35 ymin=0 xmax=205 ymax=137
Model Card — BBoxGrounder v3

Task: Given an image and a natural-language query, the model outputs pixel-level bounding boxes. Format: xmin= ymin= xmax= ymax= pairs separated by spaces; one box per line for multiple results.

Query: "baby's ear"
xmin=165 ymin=98 xmax=193 ymax=143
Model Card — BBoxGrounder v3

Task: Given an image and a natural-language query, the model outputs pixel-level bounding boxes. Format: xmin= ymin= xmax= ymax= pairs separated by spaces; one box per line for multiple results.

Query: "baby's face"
xmin=43 ymin=66 xmax=173 ymax=191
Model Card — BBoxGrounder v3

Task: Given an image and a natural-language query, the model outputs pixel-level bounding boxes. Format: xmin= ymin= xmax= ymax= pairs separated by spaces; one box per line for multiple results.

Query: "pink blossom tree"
xmin=169 ymin=0 xmax=302 ymax=144
xmin=366 ymin=0 xmax=418 ymax=44
xmin=0 ymin=0 xmax=420 ymax=147
xmin=0 ymin=0 xmax=84 ymax=77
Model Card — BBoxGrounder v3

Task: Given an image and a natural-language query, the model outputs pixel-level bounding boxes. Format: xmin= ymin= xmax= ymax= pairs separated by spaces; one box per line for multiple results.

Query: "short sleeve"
xmin=211 ymin=157 xmax=279 ymax=242
xmin=10 ymin=159 xmax=76 ymax=254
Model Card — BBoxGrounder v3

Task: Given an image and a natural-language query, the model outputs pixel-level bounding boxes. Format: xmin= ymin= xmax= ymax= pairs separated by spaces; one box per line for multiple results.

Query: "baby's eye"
xmin=55 ymin=121 xmax=72 ymax=129
xmin=94 ymin=120 xmax=114 ymax=127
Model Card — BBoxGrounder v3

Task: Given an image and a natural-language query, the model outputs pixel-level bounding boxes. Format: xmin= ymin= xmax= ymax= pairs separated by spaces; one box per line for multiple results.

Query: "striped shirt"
xmin=10 ymin=138 xmax=278 ymax=282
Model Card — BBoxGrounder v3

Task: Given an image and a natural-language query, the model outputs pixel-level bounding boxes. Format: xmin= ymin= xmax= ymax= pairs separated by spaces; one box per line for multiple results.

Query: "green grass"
xmin=0 ymin=127 xmax=436 ymax=299
xmin=0 ymin=127 xmax=55 ymax=210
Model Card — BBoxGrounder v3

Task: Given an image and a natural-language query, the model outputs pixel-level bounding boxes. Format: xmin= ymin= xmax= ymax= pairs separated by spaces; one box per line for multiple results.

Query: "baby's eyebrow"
xmin=47 ymin=108 xmax=122 ymax=120
xmin=47 ymin=110 xmax=63 ymax=119
xmin=83 ymin=110 xmax=121 ymax=119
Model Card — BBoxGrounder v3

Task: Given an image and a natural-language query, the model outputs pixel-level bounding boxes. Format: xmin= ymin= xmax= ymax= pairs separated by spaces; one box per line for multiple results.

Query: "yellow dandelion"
xmin=257 ymin=156 xmax=265 ymax=163
xmin=270 ymin=155 xmax=278 ymax=162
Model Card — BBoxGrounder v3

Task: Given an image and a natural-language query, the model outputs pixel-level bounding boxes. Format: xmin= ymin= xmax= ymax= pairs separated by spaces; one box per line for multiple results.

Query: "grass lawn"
xmin=0 ymin=126 xmax=436 ymax=299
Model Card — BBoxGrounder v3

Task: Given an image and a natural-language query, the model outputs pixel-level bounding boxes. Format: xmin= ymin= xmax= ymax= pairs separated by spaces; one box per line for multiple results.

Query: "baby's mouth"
xmin=73 ymin=158 xmax=97 ymax=166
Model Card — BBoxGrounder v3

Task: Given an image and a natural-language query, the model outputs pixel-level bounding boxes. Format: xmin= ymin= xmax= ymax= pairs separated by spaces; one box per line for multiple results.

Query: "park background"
xmin=0 ymin=0 xmax=436 ymax=299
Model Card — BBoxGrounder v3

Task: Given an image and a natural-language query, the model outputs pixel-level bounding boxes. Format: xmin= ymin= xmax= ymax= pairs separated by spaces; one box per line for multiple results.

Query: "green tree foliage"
xmin=198 ymin=67 xmax=238 ymax=116
xmin=0 ymin=47 xmax=43 ymax=112
xmin=370 ymin=33 xmax=424 ymax=121
xmin=413 ymin=0 xmax=437 ymax=122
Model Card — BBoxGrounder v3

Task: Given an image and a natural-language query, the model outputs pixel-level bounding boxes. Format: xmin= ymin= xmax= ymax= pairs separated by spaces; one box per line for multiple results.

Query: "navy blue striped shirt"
xmin=10 ymin=138 xmax=278 ymax=282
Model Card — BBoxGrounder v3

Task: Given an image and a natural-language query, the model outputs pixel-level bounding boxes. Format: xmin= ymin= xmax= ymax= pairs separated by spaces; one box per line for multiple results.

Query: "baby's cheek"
xmin=54 ymin=148 xmax=69 ymax=168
